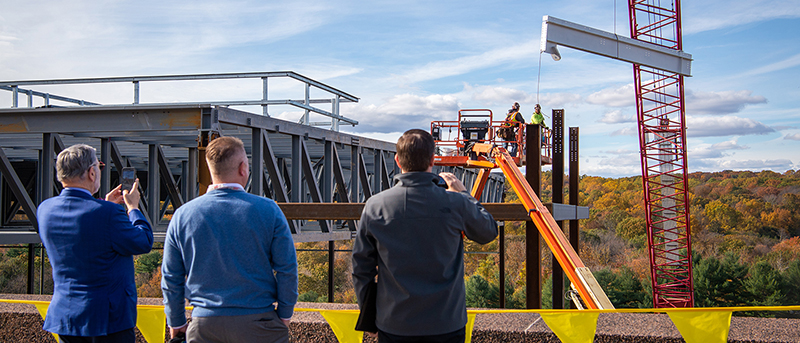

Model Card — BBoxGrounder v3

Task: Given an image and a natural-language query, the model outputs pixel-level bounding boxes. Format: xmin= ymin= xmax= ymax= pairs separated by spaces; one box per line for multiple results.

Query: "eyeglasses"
xmin=90 ymin=161 xmax=106 ymax=171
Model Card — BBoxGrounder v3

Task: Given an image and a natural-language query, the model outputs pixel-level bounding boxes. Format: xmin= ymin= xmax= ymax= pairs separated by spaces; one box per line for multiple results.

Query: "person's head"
xmin=206 ymin=136 xmax=249 ymax=185
xmin=395 ymin=129 xmax=435 ymax=173
xmin=534 ymin=104 xmax=541 ymax=111
xmin=513 ymin=102 xmax=520 ymax=110
xmin=57 ymin=144 xmax=101 ymax=193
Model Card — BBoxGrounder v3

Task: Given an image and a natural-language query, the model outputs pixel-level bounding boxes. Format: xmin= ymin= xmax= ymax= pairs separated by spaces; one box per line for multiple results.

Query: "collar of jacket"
xmin=392 ymin=171 xmax=440 ymax=187
xmin=60 ymin=187 xmax=97 ymax=199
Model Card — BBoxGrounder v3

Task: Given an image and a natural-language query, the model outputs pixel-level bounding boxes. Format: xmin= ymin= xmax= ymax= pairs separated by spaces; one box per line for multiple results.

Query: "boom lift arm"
xmin=455 ymin=143 xmax=614 ymax=310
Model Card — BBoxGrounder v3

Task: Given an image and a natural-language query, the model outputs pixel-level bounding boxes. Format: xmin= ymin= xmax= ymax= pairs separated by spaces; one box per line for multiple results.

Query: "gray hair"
xmin=56 ymin=144 xmax=97 ymax=182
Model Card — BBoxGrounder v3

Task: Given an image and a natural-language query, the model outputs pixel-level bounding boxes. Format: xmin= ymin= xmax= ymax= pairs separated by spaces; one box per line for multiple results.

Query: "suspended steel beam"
xmin=540 ymin=16 xmax=692 ymax=76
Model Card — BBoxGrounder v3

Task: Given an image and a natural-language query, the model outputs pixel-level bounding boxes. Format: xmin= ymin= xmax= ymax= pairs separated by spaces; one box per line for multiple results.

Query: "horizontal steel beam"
xmin=540 ymin=16 xmax=692 ymax=76
xmin=277 ymin=202 xmax=589 ymax=221
xmin=0 ymin=86 xmax=101 ymax=106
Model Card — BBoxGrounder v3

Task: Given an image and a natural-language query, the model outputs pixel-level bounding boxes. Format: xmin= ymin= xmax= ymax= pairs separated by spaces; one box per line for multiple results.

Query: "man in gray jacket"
xmin=352 ymin=129 xmax=498 ymax=343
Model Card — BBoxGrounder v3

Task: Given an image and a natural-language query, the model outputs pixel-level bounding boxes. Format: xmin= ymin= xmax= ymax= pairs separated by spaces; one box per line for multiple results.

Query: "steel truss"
xmin=0 ymin=103 xmax=506 ymax=244
xmin=629 ymin=0 xmax=694 ymax=308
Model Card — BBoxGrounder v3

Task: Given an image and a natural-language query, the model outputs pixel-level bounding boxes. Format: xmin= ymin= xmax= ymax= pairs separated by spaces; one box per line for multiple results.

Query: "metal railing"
xmin=0 ymin=71 xmax=359 ymax=130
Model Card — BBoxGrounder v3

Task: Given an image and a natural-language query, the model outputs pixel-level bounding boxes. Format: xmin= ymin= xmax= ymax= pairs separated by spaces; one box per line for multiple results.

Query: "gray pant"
xmin=187 ymin=310 xmax=289 ymax=343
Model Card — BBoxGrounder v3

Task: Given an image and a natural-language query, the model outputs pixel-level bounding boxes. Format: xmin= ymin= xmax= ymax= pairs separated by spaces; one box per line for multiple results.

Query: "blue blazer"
xmin=37 ymin=188 xmax=153 ymax=336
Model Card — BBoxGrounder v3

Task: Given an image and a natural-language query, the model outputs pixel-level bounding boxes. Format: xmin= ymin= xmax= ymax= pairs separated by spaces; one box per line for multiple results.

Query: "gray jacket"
xmin=352 ymin=171 xmax=498 ymax=336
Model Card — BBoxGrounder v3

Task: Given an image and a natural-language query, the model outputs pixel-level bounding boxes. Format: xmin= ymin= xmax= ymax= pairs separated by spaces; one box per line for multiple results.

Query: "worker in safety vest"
xmin=501 ymin=102 xmax=525 ymax=156
xmin=531 ymin=104 xmax=548 ymax=146
xmin=531 ymin=104 xmax=548 ymax=128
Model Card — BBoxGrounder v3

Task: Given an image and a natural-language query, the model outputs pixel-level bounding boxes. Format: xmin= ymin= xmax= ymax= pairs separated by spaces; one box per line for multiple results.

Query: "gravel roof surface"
xmin=2 ymin=294 xmax=799 ymax=342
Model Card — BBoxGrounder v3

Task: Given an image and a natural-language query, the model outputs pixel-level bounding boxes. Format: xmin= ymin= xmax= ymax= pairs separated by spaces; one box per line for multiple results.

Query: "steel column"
xmin=251 ymin=128 xmax=265 ymax=196
xmin=525 ymin=124 xmax=542 ymax=309
xmin=350 ymin=145 xmax=361 ymax=203
xmin=148 ymin=144 xmax=159 ymax=224
xmin=569 ymin=128 xmax=580 ymax=254
xmin=291 ymin=136 xmax=301 ymax=203
xmin=100 ymin=138 xmax=111 ymax=196
xmin=551 ymin=110 xmax=565 ymax=309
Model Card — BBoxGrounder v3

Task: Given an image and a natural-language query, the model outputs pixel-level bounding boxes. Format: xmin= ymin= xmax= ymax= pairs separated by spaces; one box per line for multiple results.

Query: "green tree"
xmin=134 ymin=251 xmax=163 ymax=275
xmin=744 ymin=261 xmax=784 ymax=309
xmin=693 ymin=253 xmax=748 ymax=307
xmin=782 ymin=260 xmax=800 ymax=306
xmin=465 ymin=274 xmax=499 ymax=308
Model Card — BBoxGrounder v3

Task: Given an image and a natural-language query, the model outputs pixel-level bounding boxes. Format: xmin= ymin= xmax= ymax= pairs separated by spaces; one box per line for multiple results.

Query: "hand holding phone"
xmin=121 ymin=167 xmax=136 ymax=193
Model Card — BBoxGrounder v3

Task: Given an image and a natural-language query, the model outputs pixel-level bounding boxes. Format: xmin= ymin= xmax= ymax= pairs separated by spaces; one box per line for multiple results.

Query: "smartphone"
xmin=121 ymin=167 xmax=136 ymax=193
xmin=436 ymin=175 xmax=449 ymax=188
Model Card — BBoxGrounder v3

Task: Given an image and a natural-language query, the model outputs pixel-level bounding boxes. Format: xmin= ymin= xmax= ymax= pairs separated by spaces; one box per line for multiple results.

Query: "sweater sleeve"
xmin=161 ymin=217 xmax=187 ymax=328
xmin=270 ymin=202 xmax=298 ymax=319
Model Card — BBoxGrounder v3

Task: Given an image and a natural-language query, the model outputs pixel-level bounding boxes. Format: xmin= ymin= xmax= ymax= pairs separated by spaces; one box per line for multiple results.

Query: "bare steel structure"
xmin=0 ymin=72 xmax=508 ymax=295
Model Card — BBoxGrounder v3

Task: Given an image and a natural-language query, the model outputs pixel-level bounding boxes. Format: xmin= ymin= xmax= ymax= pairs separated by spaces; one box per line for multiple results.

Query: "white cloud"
xmin=739 ymin=53 xmax=800 ymax=78
xmin=586 ymin=84 xmax=635 ymax=107
xmin=689 ymin=138 xmax=749 ymax=159
xmin=610 ymin=127 xmax=637 ymax=136
xmin=391 ymin=40 xmax=539 ymax=85
xmin=469 ymin=85 xmax=534 ymax=105
xmin=346 ymin=93 xmax=461 ymax=133
xmin=686 ymin=90 xmax=767 ymax=115
xmin=686 ymin=115 xmax=774 ymax=137
xmin=683 ymin=0 xmax=800 ymax=34
xmin=785 ymin=133 xmax=800 ymax=141
xmin=599 ymin=110 xmax=635 ymax=124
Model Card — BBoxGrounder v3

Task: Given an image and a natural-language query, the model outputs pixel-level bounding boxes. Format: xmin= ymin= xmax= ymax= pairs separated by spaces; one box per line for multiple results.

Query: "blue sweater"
xmin=161 ymin=189 xmax=298 ymax=327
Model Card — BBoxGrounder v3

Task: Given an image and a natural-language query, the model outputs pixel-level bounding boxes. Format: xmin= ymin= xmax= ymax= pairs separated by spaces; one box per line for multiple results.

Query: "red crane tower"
xmin=541 ymin=0 xmax=694 ymax=308
xmin=628 ymin=0 xmax=694 ymax=308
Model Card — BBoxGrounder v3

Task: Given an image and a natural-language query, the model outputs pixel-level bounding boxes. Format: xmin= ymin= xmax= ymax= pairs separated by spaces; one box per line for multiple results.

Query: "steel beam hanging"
xmin=540 ymin=15 xmax=692 ymax=76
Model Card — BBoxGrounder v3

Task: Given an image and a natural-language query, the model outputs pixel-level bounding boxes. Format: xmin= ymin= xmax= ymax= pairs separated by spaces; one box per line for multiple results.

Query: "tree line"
xmin=1 ymin=169 xmax=798 ymax=317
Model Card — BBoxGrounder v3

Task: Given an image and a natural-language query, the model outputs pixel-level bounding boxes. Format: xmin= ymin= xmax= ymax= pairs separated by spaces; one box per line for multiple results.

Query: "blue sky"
xmin=1 ymin=0 xmax=799 ymax=177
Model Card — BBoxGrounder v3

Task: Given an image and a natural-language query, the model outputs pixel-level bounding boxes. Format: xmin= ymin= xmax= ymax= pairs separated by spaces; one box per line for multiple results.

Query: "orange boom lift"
xmin=431 ymin=110 xmax=614 ymax=310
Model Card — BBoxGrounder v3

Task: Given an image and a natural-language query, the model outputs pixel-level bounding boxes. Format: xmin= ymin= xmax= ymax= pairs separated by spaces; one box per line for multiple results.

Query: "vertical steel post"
xmin=100 ymin=138 xmax=111 ymax=196
xmin=499 ymin=219 xmax=506 ymax=308
xmin=148 ymin=144 xmax=159 ymax=224
xmin=291 ymin=135 xmax=302 ymax=203
xmin=41 ymin=134 xmax=54 ymax=203
xmin=373 ymin=150 xmax=382 ymax=194
xmin=133 ymin=81 xmax=140 ymax=104
xmin=251 ymin=128 xmax=265 ymax=196
xmin=268 ymin=77 xmax=269 ymax=117
xmin=11 ymin=85 xmax=18 ymax=108
xmin=551 ymin=110 xmax=565 ymax=309
xmin=525 ymin=123 xmax=542 ymax=309
xmin=569 ymin=128 xmax=580 ymax=254
xmin=27 ymin=244 xmax=35 ymax=294
xmin=26 ymin=90 xmax=32 ymax=107
xmin=350 ymin=145 xmax=361 ymax=203
xmin=187 ymin=148 xmax=198 ymax=201
xmin=303 ymin=84 xmax=310 ymax=125
xmin=328 ymin=240 xmax=335 ymax=303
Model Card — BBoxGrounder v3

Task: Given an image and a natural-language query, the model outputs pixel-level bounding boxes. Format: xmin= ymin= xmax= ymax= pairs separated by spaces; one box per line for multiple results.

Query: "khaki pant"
xmin=187 ymin=310 xmax=289 ymax=343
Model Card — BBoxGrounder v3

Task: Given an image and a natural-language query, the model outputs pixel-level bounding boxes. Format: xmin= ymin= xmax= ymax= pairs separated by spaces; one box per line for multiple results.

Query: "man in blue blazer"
xmin=37 ymin=144 xmax=153 ymax=343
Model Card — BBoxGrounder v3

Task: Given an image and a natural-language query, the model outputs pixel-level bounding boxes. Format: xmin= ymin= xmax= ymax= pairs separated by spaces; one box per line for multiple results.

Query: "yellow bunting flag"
xmin=667 ymin=310 xmax=732 ymax=343
xmin=320 ymin=310 xmax=363 ymax=343
xmin=540 ymin=312 xmax=599 ymax=343
xmin=465 ymin=313 xmax=477 ymax=343
xmin=33 ymin=303 xmax=59 ymax=343
xmin=136 ymin=306 xmax=167 ymax=343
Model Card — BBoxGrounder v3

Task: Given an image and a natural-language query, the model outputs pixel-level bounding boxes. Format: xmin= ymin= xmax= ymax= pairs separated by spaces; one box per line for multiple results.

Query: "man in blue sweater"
xmin=161 ymin=136 xmax=298 ymax=342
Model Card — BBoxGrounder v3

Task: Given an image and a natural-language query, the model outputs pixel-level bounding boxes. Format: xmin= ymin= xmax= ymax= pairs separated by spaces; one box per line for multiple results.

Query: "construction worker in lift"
xmin=531 ymin=103 xmax=548 ymax=145
xmin=500 ymin=102 xmax=525 ymax=157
